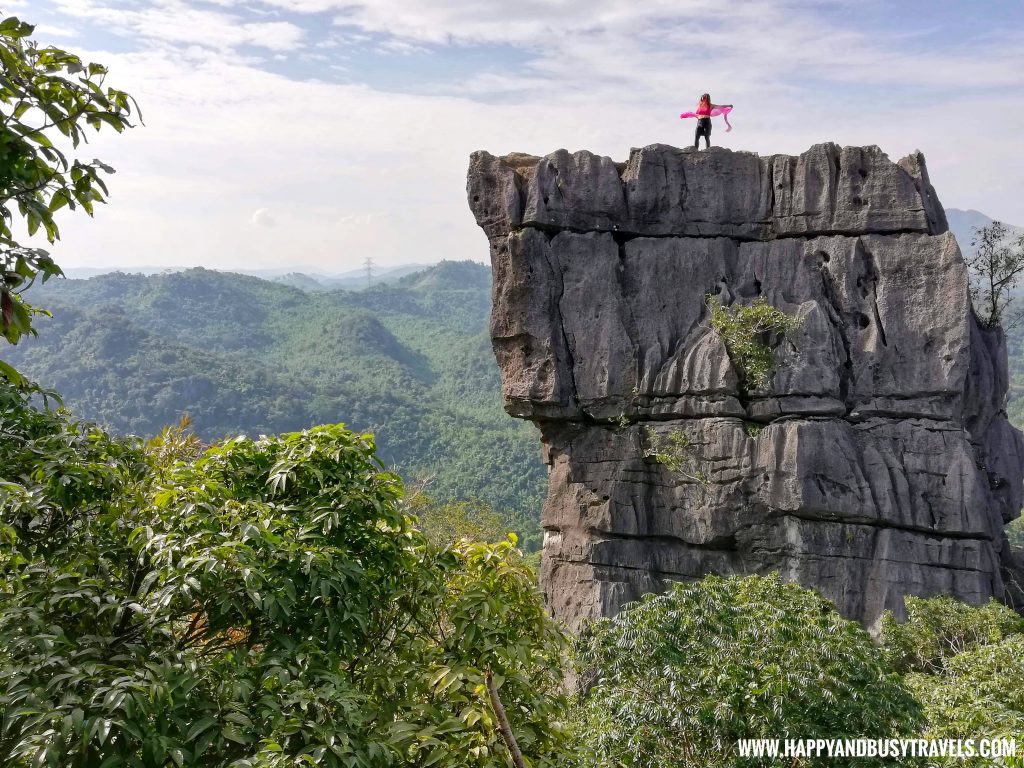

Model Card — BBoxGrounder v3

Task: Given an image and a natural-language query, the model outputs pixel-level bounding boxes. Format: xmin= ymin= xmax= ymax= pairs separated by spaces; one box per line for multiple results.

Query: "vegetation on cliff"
xmin=707 ymin=295 xmax=804 ymax=395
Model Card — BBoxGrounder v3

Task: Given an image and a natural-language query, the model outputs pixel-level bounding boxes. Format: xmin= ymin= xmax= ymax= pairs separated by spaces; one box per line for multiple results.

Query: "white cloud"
xmin=33 ymin=23 xmax=79 ymax=38
xmin=23 ymin=0 xmax=1024 ymax=274
xmin=52 ymin=0 xmax=306 ymax=51
xmin=312 ymin=0 xmax=1023 ymax=96
xmin=245 ymin=0 xmax=343 ymax=11
xmin=250 ymin=208 xmax=276 ymax=227
xmin=374 ymin=38 xmax=430 ymax=55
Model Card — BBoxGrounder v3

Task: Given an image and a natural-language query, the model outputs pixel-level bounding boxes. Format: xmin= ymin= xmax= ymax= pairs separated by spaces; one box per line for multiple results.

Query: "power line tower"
xmin=363 ymin=257 xmax=374 ymax=288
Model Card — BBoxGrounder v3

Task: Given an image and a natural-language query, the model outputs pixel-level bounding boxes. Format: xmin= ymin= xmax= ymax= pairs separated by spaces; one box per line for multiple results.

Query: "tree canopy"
xmin=0 ymin=382 xmax=573 ymax=767
xmin=4 ymin=383 xmax=1024 ymax=768
xmin=573 ymin=574 xmax=922 ymax=768
xmin=882 ymin=597 xmax=1024 ymax=768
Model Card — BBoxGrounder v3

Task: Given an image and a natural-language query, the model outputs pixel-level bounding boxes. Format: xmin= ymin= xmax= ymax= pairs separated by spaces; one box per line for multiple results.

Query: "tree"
xmin=0 ymin=15 xmax=137 ymax=383
xmin=882 ymin=597 xmax=1024 ymax=767
xmin=404 ymin=491 xmax=511 ymax=548
xmin=573 ymin=574 xmax=922 ymax=768
xmin=880 ymin=595 xmax=1024 ymax=675
xmin=1008 ymin=516 xmax=1024 ymax=554
xmin=902 ymin=637 xmax=1024 ymax=768
xmin=641 ymin=425 xmax=708 ymax=485
xmin=0 ymin=382 xmax=574 ymax=767
xmin=967 ymin=221 xmax=1024 ymax=328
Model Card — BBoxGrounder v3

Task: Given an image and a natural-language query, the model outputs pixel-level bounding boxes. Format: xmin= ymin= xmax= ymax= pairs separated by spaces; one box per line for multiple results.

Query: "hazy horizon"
xmin=55 ymin=206 xmax=1020 ymax=281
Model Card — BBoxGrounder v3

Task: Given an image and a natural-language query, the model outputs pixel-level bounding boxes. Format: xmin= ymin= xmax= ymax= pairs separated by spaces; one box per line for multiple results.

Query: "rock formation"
xmin=467 ymin=142 xmax=1024 ymax=631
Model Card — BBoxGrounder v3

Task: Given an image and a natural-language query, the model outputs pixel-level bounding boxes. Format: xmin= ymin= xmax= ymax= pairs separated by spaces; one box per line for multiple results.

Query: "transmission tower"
xmin=363 ymin=257 xmax=374 ymax=288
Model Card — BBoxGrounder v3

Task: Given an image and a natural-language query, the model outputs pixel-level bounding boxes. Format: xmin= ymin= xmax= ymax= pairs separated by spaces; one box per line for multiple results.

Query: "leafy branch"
xmin=0 ymin=15 xmax=139 ymax=378
xmin=642 ymin=425 xmax=708 ymax=485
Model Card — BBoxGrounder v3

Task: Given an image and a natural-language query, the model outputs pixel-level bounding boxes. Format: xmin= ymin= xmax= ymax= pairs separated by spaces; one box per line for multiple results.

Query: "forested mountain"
xmin=7 ymin=261 xmax=547 ymax=548
xmin=271 ymin=264 xmax=430 ymax=290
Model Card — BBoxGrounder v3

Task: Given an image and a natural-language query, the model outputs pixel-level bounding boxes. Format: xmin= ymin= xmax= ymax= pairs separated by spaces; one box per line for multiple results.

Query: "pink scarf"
xmin=680 ymin=105 xmax=733 ymax=132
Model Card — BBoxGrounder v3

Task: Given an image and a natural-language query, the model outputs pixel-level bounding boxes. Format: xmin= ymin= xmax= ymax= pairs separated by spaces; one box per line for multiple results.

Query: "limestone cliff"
xmin=467 ymin=143 xmax=1024 ymax=630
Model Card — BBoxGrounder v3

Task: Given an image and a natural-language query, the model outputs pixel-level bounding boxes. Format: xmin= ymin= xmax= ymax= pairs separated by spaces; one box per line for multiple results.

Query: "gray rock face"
xmin=467 ymin=142 xmax=1024 ymax=631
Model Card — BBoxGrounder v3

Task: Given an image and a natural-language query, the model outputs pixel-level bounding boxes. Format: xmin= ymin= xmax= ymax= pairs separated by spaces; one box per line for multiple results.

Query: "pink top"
xmin=695 ymin=102 xmax=712 ymax=117
xmin=680 ymin=105 xmax=733 ymax=132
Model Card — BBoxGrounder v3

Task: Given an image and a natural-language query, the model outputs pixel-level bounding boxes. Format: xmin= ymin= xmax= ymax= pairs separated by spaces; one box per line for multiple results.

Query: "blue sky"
xmin=8 ymin=0 xmax=1024 ymax=271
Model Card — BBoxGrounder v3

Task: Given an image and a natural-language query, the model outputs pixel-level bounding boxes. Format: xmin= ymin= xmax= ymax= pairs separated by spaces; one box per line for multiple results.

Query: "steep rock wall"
xmin=467 ymin=143 xmax=1024 ymax=630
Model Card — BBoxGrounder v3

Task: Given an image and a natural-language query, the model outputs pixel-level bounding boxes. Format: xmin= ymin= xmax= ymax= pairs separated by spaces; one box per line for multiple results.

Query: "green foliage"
xmin=881 ymin=595 xmax=1024 ymax=674
xmin=0 ymin=15 xmax=136 ymax=365
xmin=1008 ymin=516 xmax=1024 ymax=553
xmin=403 ymin=492 xmax=547 ymax=580
xmin=5 ymin=264 xmax=547 ymax=547
xmin=0 ymin=381 xmax=571 ymax=767
xmin=416 ymin=537 xmax=573 ymax=767
xmin=967 ymin=221 xmax=1024 ymax=328
xmin=707 ymin=295 xmax=802 ymax=394
xmin=885 ymin=597 xmax=1024 ymax=767
xmin=573 ymin=574 xmax=922 ymax=768
xmin=742 ymin=421 xmax=763 ymax=438
xmin=903 ymin=637 xmax=1024 ymax=766
xmin=405 ymin=491 xmax=513 ymax=548
xmin=641 ymin=425 xmax=708 ymax=484
xmin=1002 ymin=313 xmax=1024 ymax=431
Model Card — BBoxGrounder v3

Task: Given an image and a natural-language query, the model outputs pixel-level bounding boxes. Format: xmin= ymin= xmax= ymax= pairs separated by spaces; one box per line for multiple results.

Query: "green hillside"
xmin=5 ymin=261 xmax=547 ymax=549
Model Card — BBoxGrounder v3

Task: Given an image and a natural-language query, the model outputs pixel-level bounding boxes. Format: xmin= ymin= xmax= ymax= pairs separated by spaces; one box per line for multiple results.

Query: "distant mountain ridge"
xmin=946 ymin=208 xmax=1023 ymax=255
xmin=6 ymin=260 xmax=546 ymax=547
xmin=272 ymin=264 xmax=432 ymax=291
xmin=62 ymin=262 xmax=435 ymax=286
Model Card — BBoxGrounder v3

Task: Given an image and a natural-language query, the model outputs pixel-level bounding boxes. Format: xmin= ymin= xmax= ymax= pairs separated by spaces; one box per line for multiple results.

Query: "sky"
xmin=6 ymin=0 xmax=1024 ymax=273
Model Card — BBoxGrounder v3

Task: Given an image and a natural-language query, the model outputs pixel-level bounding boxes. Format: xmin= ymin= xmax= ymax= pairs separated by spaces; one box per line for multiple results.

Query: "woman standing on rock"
xmin=682 ymin=94 xmax=734 ymax=150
